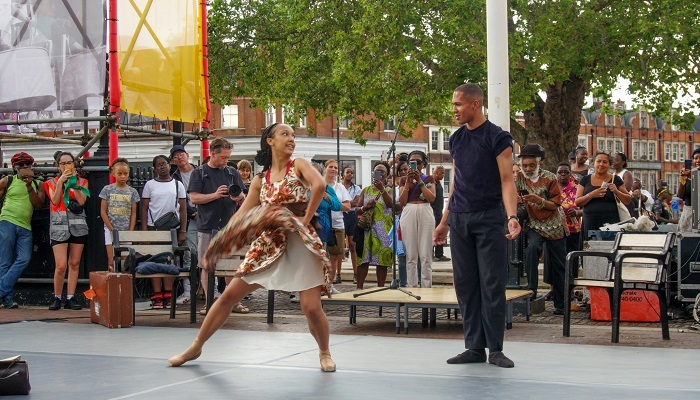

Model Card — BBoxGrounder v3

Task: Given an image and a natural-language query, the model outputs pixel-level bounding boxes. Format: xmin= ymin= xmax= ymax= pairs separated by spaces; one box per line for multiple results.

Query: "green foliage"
xmin=208 ymin=0 xmax=700 ymax=142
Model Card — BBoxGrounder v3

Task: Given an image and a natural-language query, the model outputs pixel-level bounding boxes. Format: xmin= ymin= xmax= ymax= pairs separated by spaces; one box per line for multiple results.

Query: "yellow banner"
xmin=118 ymin=0 xmax=206 ymax=123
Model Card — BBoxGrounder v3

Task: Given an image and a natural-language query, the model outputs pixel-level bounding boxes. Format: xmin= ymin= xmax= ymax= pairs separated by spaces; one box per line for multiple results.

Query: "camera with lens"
xmin=228 ymin=184 xmax=242 ymax=197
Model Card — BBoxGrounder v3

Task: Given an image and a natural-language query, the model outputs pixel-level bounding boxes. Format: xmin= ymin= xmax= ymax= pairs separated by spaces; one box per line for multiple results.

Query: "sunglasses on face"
xmin=16 ymin=162 xmax=33 ymax=169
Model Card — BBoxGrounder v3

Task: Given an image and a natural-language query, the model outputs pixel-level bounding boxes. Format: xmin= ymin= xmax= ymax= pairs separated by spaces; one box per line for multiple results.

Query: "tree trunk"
xmin=521 ymin=75 xmax=588 ymax=172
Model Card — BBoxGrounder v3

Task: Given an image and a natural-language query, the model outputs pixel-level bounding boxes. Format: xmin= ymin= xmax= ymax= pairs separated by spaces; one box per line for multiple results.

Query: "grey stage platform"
xmin=1 ymin=321 xmax=698 ymax=399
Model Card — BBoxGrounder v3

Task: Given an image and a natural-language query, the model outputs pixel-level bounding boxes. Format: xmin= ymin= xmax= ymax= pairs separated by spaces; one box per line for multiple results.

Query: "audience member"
xmin=0 ymin=152 xmax=45 ymax=308
xmin=431 ymin=166 xmax=450 ymax=262
xmin=99 ymin=158 xmax=139 ymax=272
xmin=556 ymin=162 xmax=582 ymax=283
xmin=399 ymin=150 xmax=436 ymax=287
xmin=355 ymin=162 xmax=394 ymax=289
xmin=570 ymin=146 xmax=589 ymax=182
xmin=574 ymin=151 xmax=631 ymax=240
xmin=394 ymin=160 xmax=409 ymax=286
xmin=141 ymin=155 xmax=187 ymax=309
xmin=630 ymin=179 xmax=653 ymax=218
xmin=653 ymin=189 xmax=678 ymax=225
xmin=45 ymin=152 xmax=89 ymax=311
xmin=341 ymin=167 xmax=362 ymax=284
xmin=237 ymin=159 xmax=253 ymax=193
xmin=677 ymin=147 xmax=700 ymax=232
xmin=515 ymin=145 xmax=567 ymax=314
xmin=171 ymin=145 xmax=198 ymax=304
xmin=189 ymin=137 xmax=247 ymax=314
xmin=323 ymin=160 xmax=351 ymax=287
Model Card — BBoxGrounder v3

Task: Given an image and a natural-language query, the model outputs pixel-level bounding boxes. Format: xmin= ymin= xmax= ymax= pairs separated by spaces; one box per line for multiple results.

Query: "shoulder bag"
xmin=357 ymin=190 xmax=383 ymax=231
xmin=152 ymin=180 xmax=181 ymax=230
xmin=0 ymin=355 xmax=31 ymax=395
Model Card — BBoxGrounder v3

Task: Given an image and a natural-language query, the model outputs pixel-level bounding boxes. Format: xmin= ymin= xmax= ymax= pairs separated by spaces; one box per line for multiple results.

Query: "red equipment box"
xmin=588 ymin=287 xmax=661 ymax=323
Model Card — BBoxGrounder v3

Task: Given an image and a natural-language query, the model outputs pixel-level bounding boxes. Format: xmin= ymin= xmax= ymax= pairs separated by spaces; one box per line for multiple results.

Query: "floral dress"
xmin=206 ymin=160 xmax=332 ymax=292
xmin=360 ymin=186 xmax=394 ymax=266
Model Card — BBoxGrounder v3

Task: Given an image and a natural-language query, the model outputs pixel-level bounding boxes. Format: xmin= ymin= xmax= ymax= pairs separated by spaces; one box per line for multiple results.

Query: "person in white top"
xmin=323 ymin=160 xmax=351 ymax=285
xmin=612 ymin=152 xmax=633 ymax=191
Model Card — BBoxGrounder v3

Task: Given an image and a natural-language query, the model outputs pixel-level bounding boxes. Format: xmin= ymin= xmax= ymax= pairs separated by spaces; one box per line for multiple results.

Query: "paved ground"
xmin=3 ymin=281 xmax=699 ymax=350
xmin=4 ymin=322 xmax=700 ymax=399
xmin=5 ymin=247 xmax=699 ymax=350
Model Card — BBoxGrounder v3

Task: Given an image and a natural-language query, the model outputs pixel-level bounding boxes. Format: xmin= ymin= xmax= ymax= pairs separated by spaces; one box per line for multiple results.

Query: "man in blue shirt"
xmin=434 ymin=83 xmax=521 ymax=368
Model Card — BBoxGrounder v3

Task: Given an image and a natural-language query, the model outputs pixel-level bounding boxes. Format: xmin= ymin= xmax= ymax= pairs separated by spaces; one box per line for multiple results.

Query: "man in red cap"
xmin=0 ymin=152 xmax=45 ymax=308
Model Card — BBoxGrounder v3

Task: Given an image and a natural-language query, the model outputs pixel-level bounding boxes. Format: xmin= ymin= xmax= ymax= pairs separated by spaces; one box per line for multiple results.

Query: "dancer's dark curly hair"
xmin=254 ymin=123 xmax=280 ymax=173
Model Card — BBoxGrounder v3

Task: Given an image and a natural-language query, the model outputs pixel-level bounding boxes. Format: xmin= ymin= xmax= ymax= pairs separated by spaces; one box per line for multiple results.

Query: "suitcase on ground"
xmin=88 ymin=272 xmax=133 ymax=328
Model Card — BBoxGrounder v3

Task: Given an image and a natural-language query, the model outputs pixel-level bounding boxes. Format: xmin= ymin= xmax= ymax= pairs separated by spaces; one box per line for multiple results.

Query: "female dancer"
xmin=168 ymin=123 xmax=336 ymax=372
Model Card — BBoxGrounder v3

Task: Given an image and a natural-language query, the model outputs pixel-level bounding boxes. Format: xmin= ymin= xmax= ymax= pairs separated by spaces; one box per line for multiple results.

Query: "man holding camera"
xmin=0 ymin=152 xmax=45 ymax=308
xmin=189 ymin=137 xmax=246 ymax=311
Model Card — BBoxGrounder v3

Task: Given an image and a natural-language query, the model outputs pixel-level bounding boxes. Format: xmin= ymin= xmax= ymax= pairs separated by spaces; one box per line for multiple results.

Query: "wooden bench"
xmin=321 ymin=287 xmax=532 ymax=334
xmin=563 ymin=232 xmax=675 ymax=343
xmin=203 ymin=247 xmax=276 ymax=323
xmin=113 ymin=230 xmax=197 ymax=325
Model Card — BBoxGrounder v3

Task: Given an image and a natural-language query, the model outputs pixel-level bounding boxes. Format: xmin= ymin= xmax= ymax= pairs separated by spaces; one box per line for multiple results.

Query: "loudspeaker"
xmin=676 ymin=233 xmax=700 ymax=303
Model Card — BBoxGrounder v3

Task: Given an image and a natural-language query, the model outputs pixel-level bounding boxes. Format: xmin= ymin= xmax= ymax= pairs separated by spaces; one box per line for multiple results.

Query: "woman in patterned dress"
xmin=354 ymin=161 xmax=394 ymax=289
xmin=168 ymin=123 xmax=337 ymax=372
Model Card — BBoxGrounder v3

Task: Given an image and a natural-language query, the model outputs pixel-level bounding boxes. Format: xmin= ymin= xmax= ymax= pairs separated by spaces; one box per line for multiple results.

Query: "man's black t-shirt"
xmin=188 ymin=164 xmax=245 ymax=233
xmin=448 ymin=120 xmax=512 ymax=213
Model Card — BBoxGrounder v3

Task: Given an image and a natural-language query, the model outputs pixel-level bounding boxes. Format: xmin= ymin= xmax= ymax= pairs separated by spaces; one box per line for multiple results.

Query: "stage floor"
xmin=1 ymin=321 xmax=698 ymax=399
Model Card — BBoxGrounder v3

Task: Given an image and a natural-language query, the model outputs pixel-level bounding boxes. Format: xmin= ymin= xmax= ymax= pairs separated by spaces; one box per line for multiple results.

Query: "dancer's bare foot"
xmin=167 ymin=339 xmax=203 ymax=367
xmin=319 ymin=350 xmax=336 ymax=372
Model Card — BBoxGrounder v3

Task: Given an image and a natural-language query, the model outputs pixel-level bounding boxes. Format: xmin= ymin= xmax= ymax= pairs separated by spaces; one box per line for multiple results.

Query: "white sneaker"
xmin=329 ymin=285 xmax=342 ymax=295
xmin=176 ymin=294 xmax=190 ymax=305
xmin=290 ymin=292 xmax=300 ymax=303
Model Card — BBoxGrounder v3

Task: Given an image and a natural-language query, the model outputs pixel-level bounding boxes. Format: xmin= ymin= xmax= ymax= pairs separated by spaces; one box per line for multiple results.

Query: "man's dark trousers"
xmin=525 ymin=229 xmax=566 ymax=310
xmin=449 ymin=208 xmax=507 ymax=352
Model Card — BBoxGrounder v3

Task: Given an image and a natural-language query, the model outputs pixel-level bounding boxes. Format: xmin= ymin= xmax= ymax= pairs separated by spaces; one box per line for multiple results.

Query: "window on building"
xmin=665 ymin=143 xmax=671 ymax=161
xmin=338 ymin=117 xmax=352 ymax=129
xmin=632 ymin=140 xmax=639 ymax=160
xmin=265 ymin=106 xmax=276 ymax=126
xmin=640 ymin=172 xmax=649 ymax=192
xmin=578 ymin=137 xmax=587 ymax=149
xmin=384 ymin=116 xmax=396 ymax=131
xmin=442 ymin=131 xmax=450 ymax=151
xmin=605 ymin=114 xmax=615 ymax=126
xmin=443 ymin=169 xmax=452 ymax=196
xmin=614 ymin=140 xmax=623 ymax=154
xmin=648 ymin=143 xmax=655 ymax=160
xmin=221 ymin=105 xmax=239 ymax=129
xmin=640 ymin=112 xmax=649 ymax=128
xmin=672 ymin=143 xmax=679 ymax=162
xmin=680 ymin=143 xmax=687 ymax=161
xmin=431 ymin=130 xmax=439 ymax=151
xmin=598 ymin=139 xmax=605 ymax=153
xmin=298 ymin=116 xmax=307 ymax=128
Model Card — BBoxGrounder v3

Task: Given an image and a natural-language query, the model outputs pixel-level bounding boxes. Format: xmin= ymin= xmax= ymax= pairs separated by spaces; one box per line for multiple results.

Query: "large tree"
xmin=208 ymin=0 xmax=699 ymax=165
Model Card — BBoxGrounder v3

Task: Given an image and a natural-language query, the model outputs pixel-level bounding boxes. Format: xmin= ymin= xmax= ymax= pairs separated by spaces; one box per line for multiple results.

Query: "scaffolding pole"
xmin=0 ymin=116 xmax=110 ymax=126
xmin=76 ymin=125 xmax=110 ymax=158
xmin=117 ymin=123 xmax=204 ymax=140
xmin=0 ymin=132 xmax=86 ymax=145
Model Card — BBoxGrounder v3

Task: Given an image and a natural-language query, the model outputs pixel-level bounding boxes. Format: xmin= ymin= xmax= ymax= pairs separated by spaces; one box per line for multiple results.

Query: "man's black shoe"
xmin=49 ymin=297 xmax=62 ymax=310
xmin=488 ymin=351 xmax=514 ymax=368
xmin=446 ymin=349 xmax=486 ymax=364
xmin=553 ymin=308 xmax=565 ymax=315
xmin=64 ymin=297 xmax=83 ymax=310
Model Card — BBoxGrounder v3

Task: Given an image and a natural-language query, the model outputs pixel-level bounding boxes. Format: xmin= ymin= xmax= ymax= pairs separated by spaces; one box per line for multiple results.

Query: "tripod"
xmin=354 ymin=105 xmax=420 ymax=300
